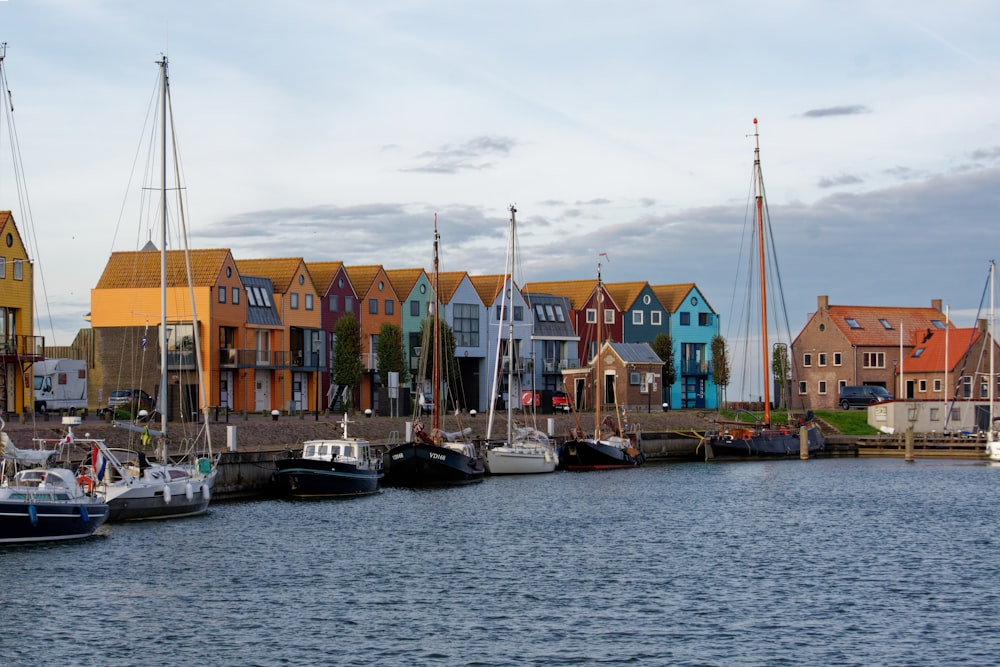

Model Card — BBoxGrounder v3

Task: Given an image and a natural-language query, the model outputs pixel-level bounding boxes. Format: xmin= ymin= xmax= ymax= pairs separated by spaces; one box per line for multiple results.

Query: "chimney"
xmin=818 ymin=295 xmax=829 ymax=311
xmin=979 ymin=318 xmax=989 ymax=334
xmin=932 ymin=299 xmax=942 ymax=313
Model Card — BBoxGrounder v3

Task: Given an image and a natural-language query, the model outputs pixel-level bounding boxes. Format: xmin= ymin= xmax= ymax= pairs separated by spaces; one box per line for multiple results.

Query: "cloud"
xmin=402 ymin=135 xmax=517 ymax=174
xmin=818 ymin=174 xmax=865 ymax=188
xmin=802 ymin=105 xmax=871 ymax=118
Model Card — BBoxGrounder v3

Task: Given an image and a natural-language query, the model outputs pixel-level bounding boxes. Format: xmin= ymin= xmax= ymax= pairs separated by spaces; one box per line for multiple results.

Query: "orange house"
xmin=236 ymin=258 xmax=322 ymax=414
xmin=0 ymin=211 xmax=43 ymax=415
xmin=343 ymin=265 xmax=401 ymax=411
xmin=90 ymin=247 xmax=244 ymax=417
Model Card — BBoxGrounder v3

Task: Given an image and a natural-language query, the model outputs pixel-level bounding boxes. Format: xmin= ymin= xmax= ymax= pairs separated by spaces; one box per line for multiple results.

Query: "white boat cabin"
xmin=301 ymin=439 xmax=371 ymax=464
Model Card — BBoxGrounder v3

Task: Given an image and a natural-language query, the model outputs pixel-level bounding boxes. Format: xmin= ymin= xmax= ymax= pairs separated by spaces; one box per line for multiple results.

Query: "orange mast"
xmin=753 ymin=118 xmax=772 ymax=426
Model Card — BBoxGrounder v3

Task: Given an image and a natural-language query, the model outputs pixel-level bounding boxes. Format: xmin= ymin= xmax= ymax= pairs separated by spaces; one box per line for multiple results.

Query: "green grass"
xmin=714 ymin=407 xmax=880 ymax=436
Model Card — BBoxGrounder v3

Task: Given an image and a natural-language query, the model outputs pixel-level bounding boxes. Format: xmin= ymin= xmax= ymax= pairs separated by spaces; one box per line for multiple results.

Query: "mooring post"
xmin=905 ymin=426 xmax=914 ymax=462
xmin=799 ymin=426 xmax=809 ymax=460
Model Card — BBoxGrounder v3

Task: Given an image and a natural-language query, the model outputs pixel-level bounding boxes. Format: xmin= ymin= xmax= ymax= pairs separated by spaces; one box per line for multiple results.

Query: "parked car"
xmin=105 ymin=389 xmax=156 ymax=416
xmin=417 ymin=392 xmax=434 ymax=415
xmin=520 ymin=390 xmax=573 ymax=413
xmin=839 ymin=385 xmax=893 ymax=410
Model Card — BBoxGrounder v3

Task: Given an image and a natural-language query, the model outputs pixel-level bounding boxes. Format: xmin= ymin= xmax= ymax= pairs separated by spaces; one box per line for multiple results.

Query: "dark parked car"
xmin=839 ymin=385 xmax=893 ymax=410
xmin=105 ymin=389 xmax=156 ymax=416
xmin=520 ymin=390 xmax=573 ymax=413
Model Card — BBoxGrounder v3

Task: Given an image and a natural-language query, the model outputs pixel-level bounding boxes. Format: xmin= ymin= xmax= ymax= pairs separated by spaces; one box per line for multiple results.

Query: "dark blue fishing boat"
xmin=274 ymin=415 xmax=382 ymax=498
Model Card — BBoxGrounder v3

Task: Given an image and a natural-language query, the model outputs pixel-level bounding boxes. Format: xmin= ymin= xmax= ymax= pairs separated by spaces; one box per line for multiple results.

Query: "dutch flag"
xmin=92 ymin=445 xmax=108 ymax=482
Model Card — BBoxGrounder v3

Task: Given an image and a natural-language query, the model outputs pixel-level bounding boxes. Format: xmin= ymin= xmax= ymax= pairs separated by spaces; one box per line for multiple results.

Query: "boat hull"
xmin=274 ymin=459 xmax=382 ymax=498
xmin=103 ymin=470 xmax=217 ymax=522
xmin=708 ymin=425 xmax=825 ymax=458
xmin=485 ymin=445 xmax=558 ymax=475
xmin=0 ymin=500 xmax=109 ymax=544
xmin=558 ymin=439 xmax=644 ymax=471
xmin=382 ymin=442 xmax=485 ymax=487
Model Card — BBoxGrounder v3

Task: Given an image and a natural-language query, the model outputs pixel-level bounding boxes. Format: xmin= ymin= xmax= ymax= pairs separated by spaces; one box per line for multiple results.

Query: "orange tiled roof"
xmin=522 ymin=279 xmax=596 ymax=311
xmin=235 ymin=258 xmax=303 ymax=292
xmin=343 ymin=265 xmax=382 ymax=295
xmin=0 ymin=210 xmax=11 ymax=232
xmin=384 ymin=268 xmax=426 ymax=299
xmin=435 ymin=271 xmax=468 ymax=304
xmin=306 ymin=261 xmax=344 ymax=293
xmin=827 ymin=305 xmax=949 ymax=347
xmin=905 ymin=327 xmax=983 ymax=372
xmin=605 ymin=282 xmax=649 ymax=311
xmin=651 ymin=283 xmax=696 ymax=313
xmin=96 ymin=248 xmax=232 ymax=289
xmin=468 ymin=274 xmax=508 ymax=305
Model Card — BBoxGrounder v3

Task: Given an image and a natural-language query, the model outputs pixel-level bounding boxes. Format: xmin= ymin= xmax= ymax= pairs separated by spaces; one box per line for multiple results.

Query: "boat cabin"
xmin=301 ymin=439 xmax=370 ymax=463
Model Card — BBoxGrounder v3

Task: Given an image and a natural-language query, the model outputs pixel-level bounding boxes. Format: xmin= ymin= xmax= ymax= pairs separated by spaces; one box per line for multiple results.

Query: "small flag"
xmin=61 ymin=431 xmax=74 ymax=446
xmin=91 ymin=445 xmax=107 ymax=482
xmin=141 ymin=334 xmax=147 ymax=349
xmin=599 ymin=252 xmax=610 ymax=263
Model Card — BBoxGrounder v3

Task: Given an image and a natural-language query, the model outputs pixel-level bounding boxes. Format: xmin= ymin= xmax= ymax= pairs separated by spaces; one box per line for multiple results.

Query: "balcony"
xmin=0 ymin=335 xmax=44 ymax=361
xmin=682 ymin=360 xmax=712 ymax=375
xmin=543 ymin=358 xmax=580 ymax=374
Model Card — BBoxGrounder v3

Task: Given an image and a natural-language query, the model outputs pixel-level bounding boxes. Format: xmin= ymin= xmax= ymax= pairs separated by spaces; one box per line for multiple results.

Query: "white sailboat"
xmin=983 ymin=260 xmax=999 ymax=461
xmin=485 ymin=206 xmax=558 ymax=475
xmin=80 ymin=57 xmax=217 ymax=519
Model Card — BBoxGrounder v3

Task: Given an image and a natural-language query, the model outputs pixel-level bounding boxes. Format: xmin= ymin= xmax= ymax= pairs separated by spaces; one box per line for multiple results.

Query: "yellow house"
xmin=90 ymin=246 xmax=243 ymax=417
xmin=0 ymin=211 xmax=43 ymax=415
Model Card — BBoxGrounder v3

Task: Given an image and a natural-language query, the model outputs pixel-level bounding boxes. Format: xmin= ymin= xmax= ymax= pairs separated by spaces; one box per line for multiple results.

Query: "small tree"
xmin=772 ymin=343 xmax=790 ymax=409
xmin=331 ymin=314 xmax=363 ymax=412
xmin=651 ymin=333 xmax=675 ymax=407
xmin=376 ymin=323 xmax=407 ymax=385
xmin=711 ymin=334 xmax=730 ymax=409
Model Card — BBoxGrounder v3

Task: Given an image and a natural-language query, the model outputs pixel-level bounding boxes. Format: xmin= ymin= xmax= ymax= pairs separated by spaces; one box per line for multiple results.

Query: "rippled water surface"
xmin=3 ymin=458 xmax=1000 ymax=666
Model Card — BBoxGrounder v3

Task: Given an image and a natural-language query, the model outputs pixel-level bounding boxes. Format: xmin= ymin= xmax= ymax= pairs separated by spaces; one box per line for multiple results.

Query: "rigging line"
xmin=944 ymin=266 xmax=991 ymax=429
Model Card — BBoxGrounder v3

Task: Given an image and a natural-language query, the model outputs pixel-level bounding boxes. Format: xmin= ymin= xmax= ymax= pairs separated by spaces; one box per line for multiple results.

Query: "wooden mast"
xmin=432 ymin=213 xmax=440 ymax=434
xmin=753 ymin=118 xmax=772 ymax=426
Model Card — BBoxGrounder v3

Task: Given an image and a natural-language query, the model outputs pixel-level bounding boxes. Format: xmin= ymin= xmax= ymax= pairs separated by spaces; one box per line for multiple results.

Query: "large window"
xmin=633 ymin=311 xmax=643 ymax=325
xmin=290 ymin=292 xmax=299 ymax=310
xmin=369 ymin=298 xmax=378 ymax=315
xmin=698 ymin=312 xmax=712 ymax=326
xmin=453 ymin=303 xmax=479 ymax=347
xmin=679 ymin=312 xmax=690 ymax=326
xmin=586 ymin=308 xmax=596 ymax=324
xmin=863 ymin=352 xmax=885 ymax=368
xmin=329 ymin=295 xmax=339 ymax=312
xmin=651 ymin=311 xmax=662 ymax=326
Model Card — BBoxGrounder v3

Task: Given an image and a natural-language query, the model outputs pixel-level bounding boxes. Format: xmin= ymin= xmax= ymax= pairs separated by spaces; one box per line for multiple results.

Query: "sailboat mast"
xmin=506 ymin=206 xmax=516 ymax=444
xmin=990 ymin=260 xmax=995 ymax=434
xmin=432 ymin=214 xmax=440 ymax=434
xmin=595 ymin=260 xmax=603 ymax=439
xmin=753 ymin=118 xmax=772 ymax=425
xmin=158 ymin=56 xmax=169 ymax=440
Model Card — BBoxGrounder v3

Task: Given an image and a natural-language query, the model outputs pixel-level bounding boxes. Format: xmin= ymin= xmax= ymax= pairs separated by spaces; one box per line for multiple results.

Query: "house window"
xmin=553 ymin=306 xmax=564 ymax=322
xmin=879 ymin=319 xmax=893 ymax=329
xmin=290 ymin=293 xmax=299 ymax=309
xmin=834 ymin=352 xmax=842 ymax=366
xmin=246 ymin=288 xmax=258 ymax=307
xmin=411 ymin=300 xmax=420 ymax=317
xmin=933 ymin=379 xmax=942 ymax=392
xmin=633 ymin=311 xmax=643 ymax=325
xmin=818 ymin=353 xmax=827 ymax=366
xmin=929 ymin=407 xmax=940 ymax=421
xmin=514 ymin=306 xmax=523 ymax=321
xmin=863 ymin=352 xmax=885 ymax=368
xmin=495 ymin=305 xmax=504 ymax=321
xmin=818 ymin=381 xmax=827 ymax=394
xmin=345 ymin=297 xmax=354 ymax=313
xmin=680 ymin=312 xmax=690 ymax=326
xmin=630 ymin=372 xmax=641 ymax=385
xmin=913 ymin=347 xmax=925 ymax=358
xmin=385 ymin=300 xmax=394 ymax=315
xmin=369 ymin=298 xmax=378 ymax=314
xmin=305 ymin=294 xmax=314 ymax=311
xmin=980 ymin=377 xmax=990 ymax=399
xmin=545 ymin=305 xmax=556 ymax=321
xmin=453 ymin=303 xmax=479 ymax=347
xmin=218 ymin=286 xmax=226 ymax=303
xmin=651 ymin=311 xmax=662 ymax=326
xmin=798 ymin=381 xmax=807 ymax=394
xmin=931 ymin=320 xmax=946 ymax=329
xmin=329 ymin=295 xmax=339 ymax=312
xmin=586 ymin=308 xmax=597 ymax=324
xmin=13 ymin=259 xmax=22 ymax=280
xmin=232 ymin=287 xmax=240 ymax=305
xmin=536 ymin=304 xmax=547 ymax=322
xmin=845 ymin=318 xmax=861 ymax=329
xmin=803 ymin=353 xmax=812 ymax=367
xmin=699 ymin=312 xmax=712 ymax=326
xmin=961 ymin=376 xmax=971 ymax=398
xmin=838 ymin=380 xmax=847 ymax=391
xmin=0 ymin=257 xmax=5 ymax=278
xmin=918 ymin=379 xmax=927 ymax=392
xmin=604 ymin=309 xmax=614 ymax=324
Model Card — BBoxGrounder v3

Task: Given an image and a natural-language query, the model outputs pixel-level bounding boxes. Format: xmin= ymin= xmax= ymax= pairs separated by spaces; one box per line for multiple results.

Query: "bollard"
xmin=227 ymin=424 xmax=237 ymax=452
xmin=905 ymin=426 xmax=914 ymax=462
xmin=547 ymin=417 xmax=555 ymax=437
xmin=365 ymin=409 xmax=372 ymax=418
xmin=799 ymin=426 xmax=809 ymax=460
xmin=271 ymin=409 xmax=280 ymax=422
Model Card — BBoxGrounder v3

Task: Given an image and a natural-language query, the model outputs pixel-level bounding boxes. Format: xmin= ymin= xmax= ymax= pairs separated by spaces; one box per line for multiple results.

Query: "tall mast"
xmin=990 ymin=260 xmax=995 ymax=435
xmin=506 ymin=206 xmax=516 ymax=444
xmin=595 ymin=259 xmax=603 ymax=439
xmin=158 ymin=56 xmax=169 ymax=441
xmin=753 ymin=118 xmax=772 ymax=426
xmin=432 ymin=213 xmax=440 ymax=434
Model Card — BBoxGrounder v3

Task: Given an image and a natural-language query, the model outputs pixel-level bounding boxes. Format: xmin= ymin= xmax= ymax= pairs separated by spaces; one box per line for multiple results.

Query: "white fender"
xmin=201 ymin=484 xmax=210 ymax=502
xmin=185 ymin=482 xmax=194 ymax=501
xmin=162 ymin=485 xmax=172 ymax=504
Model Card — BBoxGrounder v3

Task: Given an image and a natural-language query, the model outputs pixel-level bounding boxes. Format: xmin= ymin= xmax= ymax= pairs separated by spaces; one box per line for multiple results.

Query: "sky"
xmin=2 ymin=1 xmax=1000 ymax=360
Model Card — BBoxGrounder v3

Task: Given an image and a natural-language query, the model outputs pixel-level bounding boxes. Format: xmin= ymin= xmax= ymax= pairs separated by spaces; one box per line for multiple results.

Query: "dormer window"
xmin=879 ymin=319 xmax=893 ymax=329
xmin=913 ymin=347 xmax=925 ymax=358
xmin=845 ymin=318 xmax=861 ymax=329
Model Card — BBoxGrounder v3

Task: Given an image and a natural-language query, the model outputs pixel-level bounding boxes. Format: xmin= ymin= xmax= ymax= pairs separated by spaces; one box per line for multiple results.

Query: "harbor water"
xmin=3 ymin=457 xmax=1000 ymax=666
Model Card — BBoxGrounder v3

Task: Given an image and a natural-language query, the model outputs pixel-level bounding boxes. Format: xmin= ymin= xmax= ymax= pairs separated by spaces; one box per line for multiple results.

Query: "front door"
xmin=255 ymin=373 xmax=270 ymax=412
xmin=220 ymin=371 xmax=233 ymax=409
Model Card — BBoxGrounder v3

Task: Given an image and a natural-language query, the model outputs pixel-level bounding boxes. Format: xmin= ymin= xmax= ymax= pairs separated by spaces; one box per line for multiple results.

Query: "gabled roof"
xmin=606 ymin=341 xmax=662 ymax=364
xmin=384 ymin=268 xmax=427 ymax=299
xmin=650 ymin=283 xmax=698 ymax=313
xmin=605 ymin=282 xmax=650 ymax=311
xmin=306 ymin=261 xmax=345 ymax=293
xmin=827 ymin=304 xmax=949 ymax=346
xmin=522 ymin=279 xmax=597 ymax=311
xmin=235 ymin=258 xmax=303 ymax=292
xmin=96 ymin=248 xmax=233 ymax=289
xmin=436 ymin=271 xmax=469 ymax=305
xmin=468 ymin=274 xmax=508 ymax=306
xmin=905 ymin=327 xmax=987 ymax=373
xmin=343 ymin=265 xmax=382 ymax=295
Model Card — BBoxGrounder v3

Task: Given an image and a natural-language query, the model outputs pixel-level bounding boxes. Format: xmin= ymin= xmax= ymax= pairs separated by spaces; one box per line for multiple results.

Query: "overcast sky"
xmin=2 ymin=1 xmax=999 ymax=356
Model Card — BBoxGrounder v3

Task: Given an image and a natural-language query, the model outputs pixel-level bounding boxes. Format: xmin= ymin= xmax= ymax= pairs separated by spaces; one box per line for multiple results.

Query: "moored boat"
xmin=275 ymin=414 xmax=382 ymax=497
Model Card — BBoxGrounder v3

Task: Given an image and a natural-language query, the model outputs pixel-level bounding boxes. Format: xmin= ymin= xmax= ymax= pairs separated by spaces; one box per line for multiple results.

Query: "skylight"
xmin=845 ymin=318 xmax=862 ymax=329
xmin=931 ymin=320 xmax=946 ymax=329
xmin=879 ymin=319 xmax=893 ymax=329
xmin=913 ymin=347 xmax=924 ymax=358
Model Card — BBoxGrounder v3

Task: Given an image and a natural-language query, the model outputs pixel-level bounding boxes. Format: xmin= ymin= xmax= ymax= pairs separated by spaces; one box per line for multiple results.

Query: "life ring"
xmin=78 ymin=476 xmax=94 ymax=494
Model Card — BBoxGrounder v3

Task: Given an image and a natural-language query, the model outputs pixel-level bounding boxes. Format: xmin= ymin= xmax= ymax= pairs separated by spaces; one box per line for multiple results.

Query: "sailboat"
xmin=382 ymin=215 xmax=486 ymax=486
xmin=707 ymin=119 xmax=824 ymax=458
xmin=557 ymin=259 xmax=644 ymax=470
xmin=484 ymin=206 xmax=558 ymax=475
xmin=79 ymin=57 xmax=218 ymax=519
xmin=983 ymin=261 xmax=999 ymax=461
